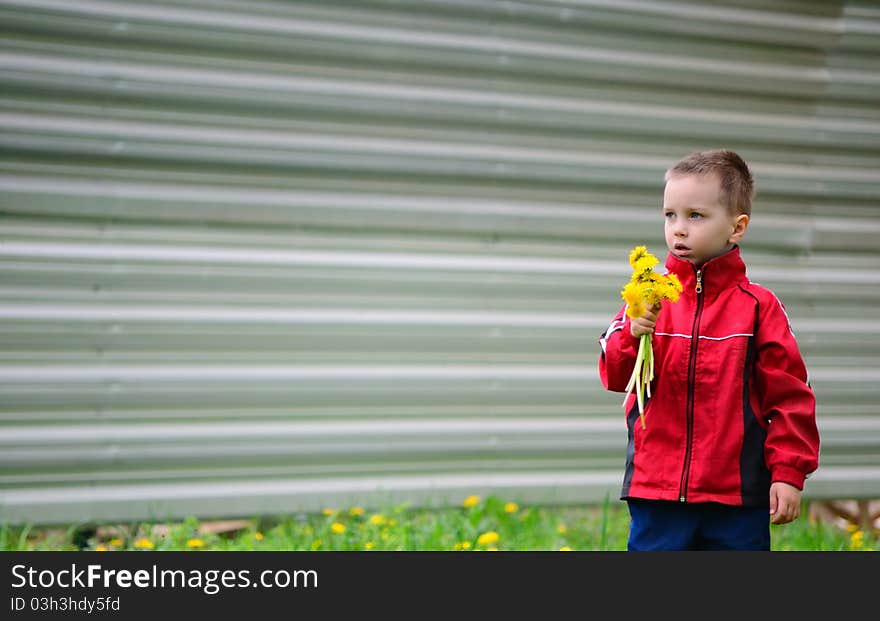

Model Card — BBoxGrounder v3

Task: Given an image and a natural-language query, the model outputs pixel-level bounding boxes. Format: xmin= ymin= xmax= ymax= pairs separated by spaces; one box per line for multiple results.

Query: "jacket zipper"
xmin=679 ymin=267 xmax=704 ymax=502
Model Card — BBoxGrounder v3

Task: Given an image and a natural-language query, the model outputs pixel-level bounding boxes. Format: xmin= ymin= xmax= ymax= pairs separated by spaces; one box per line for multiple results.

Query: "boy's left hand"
xmin=769 ymin=481 xmax=801 ymax=524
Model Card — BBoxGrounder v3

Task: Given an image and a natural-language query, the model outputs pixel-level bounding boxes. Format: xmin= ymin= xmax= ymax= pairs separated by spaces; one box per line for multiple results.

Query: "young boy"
xmin=598 ymin=149 xmax=820 ymax=551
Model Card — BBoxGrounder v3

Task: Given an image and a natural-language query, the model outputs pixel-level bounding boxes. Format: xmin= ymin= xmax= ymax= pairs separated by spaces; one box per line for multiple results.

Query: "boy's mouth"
xmin=674 ymin=244 xmax=692 ymax=256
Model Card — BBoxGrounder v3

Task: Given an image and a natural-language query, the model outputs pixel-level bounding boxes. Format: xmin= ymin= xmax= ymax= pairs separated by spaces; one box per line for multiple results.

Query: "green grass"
xmin=1 ymin=495 xmax=874 ymax=552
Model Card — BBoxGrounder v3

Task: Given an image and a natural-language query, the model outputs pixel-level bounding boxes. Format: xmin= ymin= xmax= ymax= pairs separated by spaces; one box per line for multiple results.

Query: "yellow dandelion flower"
xmin=369 ymin=514 xmax=387 ymax=526
xmin=186 ymin=538 xmax=205 ymax=549
xmin=476 ymin=531 xmax=499 ymax=546
xmin=462 ymin=495 xmax=480 ymax=508
xmin=322 ymin=508 xmax=336 ymax=516
xmin=559 ymin=546 xmax=572 ymax=551
xmin=622 ymin=282 xmax=643 ymax=318
xmin=629 ymin=245 xmax=648 ymax=268
xmin=133 ymin=538 xmax=154 ymax=550
xmin=633 ymin=254 xmax=659 ymax=274
xmin=664 ymin=273 xmax=683 ymax=302
xmin=109 ymin=538 xmax=123 ymax=547
xmin=388 ymin=518 xmax=397 ymax=526
xmin=636 ymin=279 xmax=655 ymax=304
xmin=349 ymin=506 xmax=365 ymax=517
xmin=556 ymin=523 xmax=568 ymax=535
xmin=453 ymin=541 xmax=472 ymax=551
xmin=330 ymin=522 xmax=346 ymax=534
xmin=850 ymin=530 xmax=865 ymax=549
xmin=364 ymin=541 xmax=375 ymax=550
xmin=254 ymin=532 xmax=264 ymax=541
xmin=503 ymin=502 xmax=519 ymax=513
xmin=846 ymin=523 xmax=859 ymax=533
xmin=95 ymin=544 xmax=108 ymax=552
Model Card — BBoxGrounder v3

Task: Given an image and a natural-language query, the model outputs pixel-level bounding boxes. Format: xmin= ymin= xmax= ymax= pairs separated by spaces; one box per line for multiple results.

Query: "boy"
xmin=598 ymin=149 xmax=820 ymax=551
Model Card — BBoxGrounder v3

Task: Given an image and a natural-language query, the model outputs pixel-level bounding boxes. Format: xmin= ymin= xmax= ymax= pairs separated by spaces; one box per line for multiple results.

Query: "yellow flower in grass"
xmin=349 ymin=506 xmax=365 ymax=517
xmin=95 ymin=545 xmax=108 ymax=552
xmin=486 ymin=546 xmax=499 ymax=551
xmin=453 ymin=541 xmax=472 ymax=551
xmin=186 ymin=538 xmax=205 ymax=549
xmin=254 ymin=532 xmax=264 ymax=541
xmin=559 ymin=546 xmax=572 ymax=551
xmin=369 ymin=514 xmax=387 ymax=526
xmin=330 ymin=522 xmax=346 ymax=535
xmin=556 ymin=523 xmax=568 ymax=535
xmin=109 ymin=538 xmax=123 ymax=547
xmin=476 ymin=531 xmax=499 ymax=546
xmin=322 ymin=508 xmax=337 ymax=516
xmin=462 ymin=495 xmax=480 ymax=508
xmin=133 ymin=538 xmax=154 ymax=550
xmin=503 ymin=502 xmax=519 ymax=513
xmin=364 ymin=541 xmax=375 ymax=550
xmin=850 ymin=530 xmax=864 ymax=549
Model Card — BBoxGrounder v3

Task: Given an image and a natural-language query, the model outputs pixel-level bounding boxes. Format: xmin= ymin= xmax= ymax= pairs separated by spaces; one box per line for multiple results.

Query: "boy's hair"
xmin=665 ymin=149 xmax=754 ymax=216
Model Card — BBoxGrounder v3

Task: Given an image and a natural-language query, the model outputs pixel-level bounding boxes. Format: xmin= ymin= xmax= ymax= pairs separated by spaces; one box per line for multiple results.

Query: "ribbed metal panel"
xmin=1 ymin=0 xmax=878 ymax=526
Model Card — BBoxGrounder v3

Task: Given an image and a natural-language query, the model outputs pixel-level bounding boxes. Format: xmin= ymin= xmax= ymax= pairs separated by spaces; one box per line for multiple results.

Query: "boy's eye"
xmin=664 ymin=212 xmax=674 ymax=218
xmin=690 ymin=212 xmax=703 ymax=219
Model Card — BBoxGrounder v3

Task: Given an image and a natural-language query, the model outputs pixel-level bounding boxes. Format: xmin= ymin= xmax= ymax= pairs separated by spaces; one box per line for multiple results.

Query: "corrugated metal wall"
xmin=1 ymin=0 xmax=878 ymax=526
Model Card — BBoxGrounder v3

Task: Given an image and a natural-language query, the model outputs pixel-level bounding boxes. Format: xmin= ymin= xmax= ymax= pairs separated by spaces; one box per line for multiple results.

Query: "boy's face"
xmin=663 ymin=173 xmax=749 ymax=267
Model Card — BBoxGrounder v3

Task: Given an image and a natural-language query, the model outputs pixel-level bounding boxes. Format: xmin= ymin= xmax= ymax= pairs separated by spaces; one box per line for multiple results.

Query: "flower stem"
xmin=638 ymin=334 xmax=653 ymax=429
xmin=635 ymin=334 xmax=647 ymax=421
xmin=623 ymin=332 xmax=646 ymax=409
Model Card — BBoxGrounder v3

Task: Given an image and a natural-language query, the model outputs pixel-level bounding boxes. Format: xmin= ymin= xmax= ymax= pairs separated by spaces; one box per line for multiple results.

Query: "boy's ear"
xmin=729 ymin=214 xmax=749 ymax=244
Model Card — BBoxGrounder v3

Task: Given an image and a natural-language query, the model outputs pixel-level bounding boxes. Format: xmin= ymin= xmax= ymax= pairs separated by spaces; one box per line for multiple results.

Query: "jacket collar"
xmin=665 ymin=245 xmax=747 ymax=297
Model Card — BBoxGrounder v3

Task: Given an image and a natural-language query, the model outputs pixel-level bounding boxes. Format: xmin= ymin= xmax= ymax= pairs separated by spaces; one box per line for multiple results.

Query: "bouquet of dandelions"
xmin=621 ymin=246 xmax=683 ymax=429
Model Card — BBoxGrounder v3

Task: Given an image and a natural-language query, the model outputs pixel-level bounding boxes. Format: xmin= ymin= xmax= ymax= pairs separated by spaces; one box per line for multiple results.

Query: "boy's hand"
xmin=769 ymin=481 xmax=801 ymax=524
xmin=630 ymin=304 xmax=659 ymax=338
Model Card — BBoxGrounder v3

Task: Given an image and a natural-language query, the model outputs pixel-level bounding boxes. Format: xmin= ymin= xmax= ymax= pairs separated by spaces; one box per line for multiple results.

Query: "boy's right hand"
xmin=630 ymin=304 xmax=659 ymax=338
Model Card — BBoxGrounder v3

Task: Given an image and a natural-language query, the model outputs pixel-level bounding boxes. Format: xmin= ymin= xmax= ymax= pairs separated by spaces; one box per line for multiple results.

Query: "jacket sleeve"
xmin=598 ymin=303 xmax=641 ymax=393
xmin=752 ymin=294 xmax=820 ymax=490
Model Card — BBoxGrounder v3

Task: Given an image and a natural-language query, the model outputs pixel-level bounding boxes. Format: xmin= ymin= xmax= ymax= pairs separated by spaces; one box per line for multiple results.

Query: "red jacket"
xmin=598 ymin=245 xmax=820 ymax=507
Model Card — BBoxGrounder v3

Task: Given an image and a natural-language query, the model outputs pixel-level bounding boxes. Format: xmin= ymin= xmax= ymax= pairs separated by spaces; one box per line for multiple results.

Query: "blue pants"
xmin=627 ymin=499 xmax=770 ymax=551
